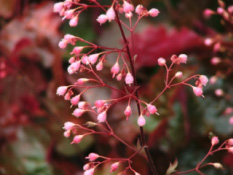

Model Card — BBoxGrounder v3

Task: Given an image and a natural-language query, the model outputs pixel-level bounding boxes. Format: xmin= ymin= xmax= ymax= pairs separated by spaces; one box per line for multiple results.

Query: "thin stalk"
xmin=114 ymin=6 xmax=160 ymax=175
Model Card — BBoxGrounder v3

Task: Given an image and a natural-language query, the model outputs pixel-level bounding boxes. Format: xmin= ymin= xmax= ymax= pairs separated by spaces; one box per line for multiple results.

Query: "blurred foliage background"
xmin=0 ymin=0 xmax=233 ymax=175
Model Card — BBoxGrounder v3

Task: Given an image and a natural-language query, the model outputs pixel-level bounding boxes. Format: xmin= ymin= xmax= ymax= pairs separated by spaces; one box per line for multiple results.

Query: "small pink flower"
xmin=97 ymin=14 xmax=108 ymax=25
xmin=71 ymin=135 xmax=83 ymax=144
xmin=64 ymin=90 xmax=73 ymax=100
xmin=116 ymin=73 xmax=122 ymax=81
xmin=147 ymin=104 xmax=157 ymax=114
xmin=123 ymin=1 xmax=134 ymax=13
xmin=95 ymin=100 xmax=105 ymax=108
xmin=96 ymin=61 xmax=103 ymax=71
xmin=56 ymin=86 xmax=68 ymax=96
xmin=67 ymin=61 xmax=81 ymax=74
xmin=215 ymin=89 xmax=224 ymax=96
xmin=70 ymin=95 xmax=80 ymax=106
xmin=177 ymin=54 xmax=187 ymax=64
xmin=84 ymin=168 xmax=95 ymax=175
xmin=158 ymin=57 xmax=166 ymax=66
xmin=148 ymin=8 xmax=160 ymax=17
xmin=211 ymin=57 xmax=221 ymax=65
xmin=203 ymin=9 xmax=214 ymax=18
xmin=228 ymin=6 xmax=233 ymax=13
xmin=211 ymin=136 xmax=219 ymax=146
xmin=71 ymin=46 xmax=83 ymax=55
xmin=86 ymin=153 xmax=99 ymax=161
xmin=81 ymin=55 xmax=90 ymax=65
xmin=72 ymin=108 xmax=85 ymax=117
xmin=111 ymin=62 xmax=120 ymax=78
xmin=228 ymin=138 xmax=233 ymax=145
xmin=229 ymin=116 xmax=233 ymax=125
xmin=63 ymin=121 xmax=75 ymax=130
xmin=53 ymin=2 xmax=64 ymax=13
xmin=64 ymin=34 xmax=75 ymax=42
xmin=83 ymin=164 xmax=90 ymax=171
xmin=137 ymin=115 xmax=146 ymax=127
xmin=124 ymin=105 xmax=132 ymax=119
xmin=58 ymin=39 xmax=67 ymax=49
xmin=106 ymin=7 xmax=115 ymax=21
xmin=228 ymin=147 xmax=233 ymax=153
xmin=175 ymin=71 xmax=183 ymax=78
xmin=135 ymin=5 xmax=144 ymax=15
xmin=63 ymin=0 xmax=72 ymax=8
xmin=217 ymin=7 xmax=224 ymax=14
xmin=69 ymin=15 xmax=79 ymax=27
xmin=209 ymin=76 xmax=217 ymax=85
xmin=97 ymin=111 xmax=107 ymax=123
xmin=199 ymin=75 xmax=208 ymax=86
xmin=192 ymin=87 xmax=203 ymax=97
xmin=125 ymin=72 xmax=134 ymax=85
xmin=64 ymin=130 xmax=71 ymax=138
xmin=204 ymin=38 xmax=213 ymax=46
xmin=68 ymin=57 xmax=75 ymax=64
xmin=64 ymin=9 xmax=74 ymax=19
xmin=88 ymin=54 xmax=99 ymax=65
xmin=110 ymin=162 xmax=119 ymax=172
xmin=125 ymin=12 xmax=133 ymax=18
xmin=78 ymin=101 xmax=89 ymax=109
xmin=214 ymin=42 xmax=221 ymax=53
xmin=77 ymin=78 xmax=89 ymax=85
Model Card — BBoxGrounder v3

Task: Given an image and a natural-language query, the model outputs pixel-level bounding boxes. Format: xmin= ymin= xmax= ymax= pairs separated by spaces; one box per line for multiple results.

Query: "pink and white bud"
xmin=217 ymin=7 xmax=224 ymax=14
xmin=229 ymin=117 xmax=233 ymax=125
xmin=81 ymin=55 xmax=90 ymax=65
xmin=123 ymin=1 xmax=134 ymax=13
xmin=71 ymin=46 xmax=83 ymax=55
xmin=58 ymin=39 xmax=68 ymax=49
xmin=97 ymin=111 xmax=107 ymax=123
xmin=137 ymin=115 xmax=146 ymax=127
xmin=211 ymin=136 xmax=219 ymax=146
xmin=78 ymin=101 xmax=89 ymax=109
xmin=203 ymin=9 xmax=214 ymax=18
xmin=86 ymin=153 xmax=99 ymax=161
xmin=125 ymin=12 xmax=133 ymax=18
xmin=106 ymin=7 xmax=116 ymax=21
xmin=111 ymin=62 xmax=120 ymax=78
xmin=64 ymin=34 xmax=75 ymax=42
xmin=77 ymin=78 xmax=89 ymax=85
xmin=70 ymin=95 xmax=80 ymax=105
xmin=64 ymin=130 xmax=71 ymax=138
xmin=178 ymin=54 xmax=187 ymax=64
xmin=209 ymin=76 xmax=217 ymax=85
xmin=53 ymin=2 xmax=64 ymax=13
xmin=158 ymin=57 xmax=166 ymax=66
xmin=64 ymin=9 xmax=74 ymax=19
xmin=67 ymin=61 xmax=81 ymax=74
xmin=110 ymin=162 xmax=119 ymax=172
xmin=148 ymin=8 xmax=160 ymax=17
xmin=135 ymin=5 xmax=144 ymax=15
xmin=204 ymin=38 xmax=213 ymax=46
xmin=192 ymin=87 xmax=203 ymax=97
xmin=68 ymin=57 xmax=75 ymax=64
xmin=213 ymin=163 xmax=223 ymax=169
xmin=116 ymin=73 xmax=122 ymax=81
xmin=228 ymin=138 xmax=233 ymax=145
xmin=97 ymin=14 xmax=108 ymax=25
xmin=73 ymin=108 xmax=85 ymax=117
xmin=211 ymin=57 xmax=221 ymax=65
xmin=84 ymin=168 xmax=95 ymax=175
xmin=147 ymin=104 xmax=157 ymax=114
xmin=83 ymin=164 xmax=90 ymax=171
xmin=88 ymin=54 xmax=99 ymax=65
xmin=56 ymin=86 xmax=68 ymax=96
xmin=215 ymin=89 xmax=224 ymax=96
xmin=124 ymin=105 xmax=132 ymax=119
xmin=63 ymin=122 xmax=75 ymax=130
xmin=95 ymin=100 xmax=105 ymax=108
xmin=175 ymin=71 xmax=183 ymax=78
xmin=69 ymin=15 xmax=79 ymax=27
xmin=125 ymin=72 xmax=134 ymax=85
xmin=199 ymin=75 xmax=208 ymax=86
xmin=96 ymin=61 xmax=103 ymax=71
xmin=64 ymin=0 xmax=72 ymax=8
xmin=64 ymin=90 xmax=73 ymax=100
xmin=228 ymin=147 xmax=233 ymax=153
xmin=71 ymin=135 xmax=83 ymax=144
xmin=228 ymin=5 xmax=233 ymax=13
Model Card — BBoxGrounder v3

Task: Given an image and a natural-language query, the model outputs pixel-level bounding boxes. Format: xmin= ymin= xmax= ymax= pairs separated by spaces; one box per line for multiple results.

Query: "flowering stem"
xmin=114 ymin=6 xmax=160 ymax=175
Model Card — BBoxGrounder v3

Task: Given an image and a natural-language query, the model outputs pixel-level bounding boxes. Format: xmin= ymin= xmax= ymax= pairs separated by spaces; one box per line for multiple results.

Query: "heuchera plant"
xmin=54 ymin=0 xmax=233 ymax=174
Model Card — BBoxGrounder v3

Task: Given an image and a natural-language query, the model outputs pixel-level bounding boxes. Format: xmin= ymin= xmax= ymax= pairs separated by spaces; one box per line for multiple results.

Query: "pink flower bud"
xmin=71 ymin=47 xmax=83 ymax=55
xmin=63 ymin=121 xmax=75 ymax=130
xmin=111 ymin=62 xmax=120 ymax=78
xmin=214 ymin=42 xmax=221 ymax=53
xmin=69 ymin=15 xmax=79 ymax=27
xmin=110 ymin=162 xmax=119 ymax=172
xmin=53 ymin=2 xmax=64 ymax=13
xmin=228 ymin=6 xmax=233 ymax=13
xmin=147 ymin=104 xmax=157 ymax=114
xmin=204 ymin=38 xmax=213 ymax=46
xmin=73 ymin=108 xmax=85 ymax=117
xmin=158 ymin=57 xmax=166 ymax=66
xmin=88 ymin=54 xmax=99 ymax=65
xmin=70 ymin=95 xmax=80 ymax=106
xmin=178 ymin=54 xmax=187 ymax=64
xmin=215 ymin=89 xmax=224 ymax=96
xmin=68 ymin=57 xmax=75 ymax=64
xmin=175 ymin=71 xmax=183 ymax=78
xmin=192 ymin=87 xmax=203 ymax=97
xmin=209 ymin=76 xmax=217 ymax=85
xmin=211 ymin=136 xmax=219 ymax=146
xmin=56 ymin=86 xmax=68 ymax=96
xmin=123 ymin=1 xmax=134 ymax=13
xmin=97 ymin=14 xmax=108 ymax=25
xmin=64 ymin=9 xmax=74 ymax=19
xmin=124 ymin=105 xmax=132 ymax=119
xmin=78 ymin=101 xmax=89 ymax=109
xmin=95 ymin=100 xmax=105 ymax=108
xmin=84 ymin=168 xmax=95 ymax=175
xmin=64 ymin=130 xmax=71 ymax=138
xmin=86 ymin=153 xmax=99 ymax=161
xmin=229 ymin=116 xmax=233 ymax=125
xmin=58 ymin=39 xmax=68 ymax=49
xmin=83 ymin=164 xmax=90 ymax=171
xmin=64 ymin=90 xmax=73 ymax=100
xmin=77 ymin=78 xmax=89 ymax=85
xmin=199 ymin=75 xmax=208 ymax=86
xmin=148 ymin=8 xmax=160 ymax=17
xmin=228 ymin=147 xmax=233 ymax=153
xmin=64 ymin=0 xmax=72 ymax=8
xmin=64 ymin=34 xmax=75 ymax=42
xmin=71 ymin=135 xmax=83 ymax=144
xmin=137 ymin=115 xmax=146 ymax=127
xmin=217 ymin=7 xmax=224 ymax=14
xmin=116 ymin=73 xmax=122 ymax=81
xmin=203 ymin=9 xmax=214 ymax=18
xmin=67 ymin=61 xmax=81 ymax=74
xmin=228 ymin=139 xmax=233 ymax=145
xmin=96 ymin=61 xmax=103 ymax=71
xmin=106 ymin=7 xmax=116 ymax=21
xmin=135 ymin=5 xmax=144 ymax=15
xmin=125 ymin=12 xmax=133 ymax=18
xmin=125 ymin=72 xmax=134 ymax=85
xmin=211 ymin=57 xmax=221 ymax=65
xmin=97 ymin=111 xmax=107 ymax=123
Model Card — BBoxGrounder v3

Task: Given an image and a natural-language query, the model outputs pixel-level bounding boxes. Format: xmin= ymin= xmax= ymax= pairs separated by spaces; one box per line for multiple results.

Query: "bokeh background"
xmin=0 ymin=0 xmax=233 ymax=175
